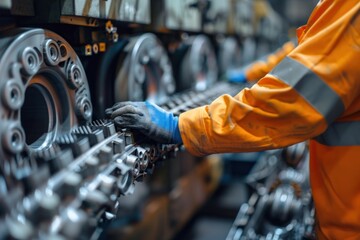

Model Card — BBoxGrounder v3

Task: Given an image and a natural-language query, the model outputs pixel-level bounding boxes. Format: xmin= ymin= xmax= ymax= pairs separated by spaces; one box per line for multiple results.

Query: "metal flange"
xmin=0 ymin=28 xmax=92 ymax=190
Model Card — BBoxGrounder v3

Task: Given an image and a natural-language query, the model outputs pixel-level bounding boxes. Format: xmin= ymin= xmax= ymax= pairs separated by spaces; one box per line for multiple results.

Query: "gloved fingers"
xmin=105 ymin=108 xmax=114 ymax=118
xmin=109 ymin=101 xmax=134 ymax=110
xmin=105 ymin=101 xmax=142 ymax=116
xmin=113 ymin=115 xmax=142 ymax=128
xmin=111 ymin=104 xmax=144 ymax=119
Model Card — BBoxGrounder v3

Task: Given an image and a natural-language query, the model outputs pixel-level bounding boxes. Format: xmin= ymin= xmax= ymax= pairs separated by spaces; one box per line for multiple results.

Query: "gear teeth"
xmin=89 ymin=119 xmax=109 ymax=127
xmin=56 ymin=133 xmax=77 ymax=145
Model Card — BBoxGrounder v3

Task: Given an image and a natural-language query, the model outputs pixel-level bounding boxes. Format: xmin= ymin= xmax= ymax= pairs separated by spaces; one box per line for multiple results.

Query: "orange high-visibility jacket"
xmin=179 ymin=1 xmax=360 ymax=239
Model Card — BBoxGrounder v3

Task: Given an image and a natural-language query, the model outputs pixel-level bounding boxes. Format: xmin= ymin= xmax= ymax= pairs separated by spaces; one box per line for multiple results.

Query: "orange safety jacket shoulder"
xmin=179 ymin=0 xmax=360 ymax=239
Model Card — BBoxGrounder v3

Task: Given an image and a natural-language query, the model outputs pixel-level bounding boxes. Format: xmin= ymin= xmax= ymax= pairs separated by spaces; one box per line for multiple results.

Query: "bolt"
xmin=2 ymin=79 xmax=24 ymax=110
xmin=44 ymin=39 xmax=61 ymax=66
xmin=2 ymin=121 xmax=25 ymax=154
xmin=67 ymin=63 xmax=83 ymax=89
xmin=76 ymin=97 xmax=93 ymax=121
xmin=19 ymin=47 xmax=40 ymax=76
xmin=92 ymin=43 xmax=99 ymax=54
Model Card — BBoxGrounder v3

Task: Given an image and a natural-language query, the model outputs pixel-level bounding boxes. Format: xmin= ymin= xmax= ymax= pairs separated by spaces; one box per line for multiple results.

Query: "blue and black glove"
xmin=105 ymin=101 xmax=182 ymax=144
xmin=227 ymin=69 xmax=247 ymax=83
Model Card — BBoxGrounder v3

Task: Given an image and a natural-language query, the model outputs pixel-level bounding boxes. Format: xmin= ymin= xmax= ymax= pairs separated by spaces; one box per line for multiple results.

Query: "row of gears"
xmin=226 ymin=142 xmax=315 ymax=240
xmin=0 ymin=118 xmax=177 ymax=240
xmin=0 ymin=26 xmax=244 ymax=179
xmin=0 ymin=16 xmax=245 ymax=238
xmin=0 ymin=75 xmax=245 ymax=239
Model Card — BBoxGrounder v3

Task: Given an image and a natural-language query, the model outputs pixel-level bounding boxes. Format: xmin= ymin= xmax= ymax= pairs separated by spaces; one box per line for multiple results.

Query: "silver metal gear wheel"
xmin=0 ymin=28 xmax=92 ymax=178
xmin=179 ymin=34 xmax=218 ymax=92
xmin=114 ymin=33 xmax=176 ymax=104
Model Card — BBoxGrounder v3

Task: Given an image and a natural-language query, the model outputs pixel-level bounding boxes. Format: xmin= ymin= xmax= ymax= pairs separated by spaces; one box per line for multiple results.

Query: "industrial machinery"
xmin=0 ymin=81 xmax=244 ymax=239
xmin=92 ymin=33 xmax=176 ymax=118
xmin=227 ymin=142 xmax=315 ymax=240
xmin=0 ymin=1 xmax=314 ymax=240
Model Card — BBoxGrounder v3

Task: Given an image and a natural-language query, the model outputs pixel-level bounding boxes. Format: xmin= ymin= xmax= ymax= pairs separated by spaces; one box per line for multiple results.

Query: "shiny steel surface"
xmin=0 ymin=28 xmax=93 ymax=239
xmin=0 ymin=28 xmax=92 ymax=156
xmin=114 ymin=33 xmax=175 ymax=104
xmin=218 ymin=37 xmax=242 ymax=75
xmin=179 ymin=34 xmax=218 ymax=91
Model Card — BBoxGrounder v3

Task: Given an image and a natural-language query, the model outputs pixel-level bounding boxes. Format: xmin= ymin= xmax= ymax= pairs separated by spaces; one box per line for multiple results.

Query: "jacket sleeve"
xmin=245 ymin=41 xmax=295 ymax=82
xmin=179 ymin=75 xmax=326 ymax=156
xmin=179 ymin=0 xmax=360 ymax=157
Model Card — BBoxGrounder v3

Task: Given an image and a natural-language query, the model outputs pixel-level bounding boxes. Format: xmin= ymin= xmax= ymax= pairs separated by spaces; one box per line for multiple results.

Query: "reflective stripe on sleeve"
xmin=315 ymin=121 xmax=360 ymax=146
xmin=270 ymin=57 xmax=345 ymax=125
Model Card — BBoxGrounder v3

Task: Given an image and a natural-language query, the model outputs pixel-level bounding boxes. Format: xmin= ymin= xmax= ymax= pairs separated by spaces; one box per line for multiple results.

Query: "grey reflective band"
xmin=315 ymin=121 xmax=360 ymax=146
xmin=270 ymin=57 xmax=345 ymax=125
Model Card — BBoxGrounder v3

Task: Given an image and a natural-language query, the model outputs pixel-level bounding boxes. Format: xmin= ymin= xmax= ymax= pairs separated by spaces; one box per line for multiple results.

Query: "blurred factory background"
xmin=0 ymin=0 xmax=317 ymax=239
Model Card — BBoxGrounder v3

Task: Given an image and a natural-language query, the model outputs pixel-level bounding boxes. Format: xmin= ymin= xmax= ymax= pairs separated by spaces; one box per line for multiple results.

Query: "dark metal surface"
xmin=226 ymin=143 xmax=315 ymax=240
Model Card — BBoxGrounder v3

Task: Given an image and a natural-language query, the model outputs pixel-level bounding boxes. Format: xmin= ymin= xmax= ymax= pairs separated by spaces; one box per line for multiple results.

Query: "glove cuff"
xmin=227 ymin=70 xmax=247 ymax=83
xmin=171 ymin=116 xmax=183 ymax=144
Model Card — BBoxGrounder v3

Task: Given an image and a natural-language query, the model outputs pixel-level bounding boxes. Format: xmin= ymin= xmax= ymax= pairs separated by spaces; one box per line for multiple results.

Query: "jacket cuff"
xmin=179 ymin=106 xmax=210 ymax=157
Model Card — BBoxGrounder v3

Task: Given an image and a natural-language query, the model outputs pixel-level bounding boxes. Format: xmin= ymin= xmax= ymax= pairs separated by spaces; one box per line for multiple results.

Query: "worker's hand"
xmin=105 ymin=101 xmax=182 ymax=144
xmin=227 ymin=69 xmax=247 ymax=83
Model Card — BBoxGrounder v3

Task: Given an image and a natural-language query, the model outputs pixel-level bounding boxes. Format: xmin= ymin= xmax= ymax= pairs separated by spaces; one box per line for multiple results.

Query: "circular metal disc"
xmin=0 ymin=28 xmax=92 ymax=183
xmin=114 ymin=33 xmax=176 ymax=104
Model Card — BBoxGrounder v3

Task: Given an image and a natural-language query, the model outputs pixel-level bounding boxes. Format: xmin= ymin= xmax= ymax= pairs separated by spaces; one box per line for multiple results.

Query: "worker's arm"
xmin=179 ymin=75 xmax=327 ymax=156
xmin=180 ymin=0 xmax=360 ymax=156
xmin=228 ymin=41 xmax=295 ymax=83
xmin=108 ymin=0 xmax=360 ymax=157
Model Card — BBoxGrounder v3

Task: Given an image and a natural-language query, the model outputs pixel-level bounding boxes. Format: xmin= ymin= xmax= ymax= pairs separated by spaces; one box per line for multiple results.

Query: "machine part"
xmin=20 ymin=47 xmax=41 ymax=76
xmin=0 ymin=29 xmax=92 ymax=159
xmin=162 ymin=82 xmax=243 ymax=116
xmin=124 ymin=154 xmax=141 ymax=177
xmin=59 ymin=208 xmax=88 ymax=239
xmin=227 ymin=142 xmax=313 ymax=240
xmin=93 ymin=39 xmax=128 ymax=118
xmin=43 ymin=39 xmax=61 ymax=66
xmin=0 ymin=29 xmax=92 ymax=202
xmin=253 ymin=1 xmax=285 ymax=58
xmin=242 ymin=37 xmax=257 ymax=64
xmin=81 ymin=189 xmax=110 ymax=214
xmin=67 ymin=63 xmax=84 ymax=89
xmin=2 ymin=77 xmax=25 ymax=111
xmin=282 ymin=142 xmax=307 ymax=168
xmin=6 ymin=217 xmax=34 ymax=240
xmin=217 ymin=36 xmax=242 ymax=75
xmin=93 ymin=33 xmax=175 ymax=118
xmin=0 ymin=82 xmax=245 ymax=240
xmin=136 ymin=146 xmax=149 ymax=171
xmin=61 ymin=0 xmax=150 ymax=24
xmin=76 ymin=96 xmax=93 ymax=121
xmin=98 ymin=174 xmax=118 ymax=196
xmin=1 ymin=121 xmax=26 ymax=154
xmin=118 ymin=0 xmax=151 ymax=23
xmin=97 ymin=145 xmax=113 ymax=164
xmin=255 ymin=1 xmax=284 ymax=43
xmin=178 ymin=34 xmax=218 ymax=92
xmin=234 ymin=0 xmax=254 ymax=37
xmin=32 ymin=191 xmax=61 ymax=223
xmin=164 ymin=0 xmax=202 ymax=31
xmin=266 ymin=185 xmax=302 ymax=226
xmin=114 ymin=33 xmax=176 ymax=104
xmin=203 ymin=0 xmax=231 ymax=33
xmin=114 ymin=161 xmax=135 ymax=196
